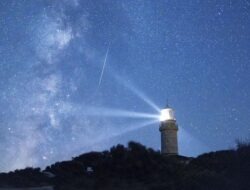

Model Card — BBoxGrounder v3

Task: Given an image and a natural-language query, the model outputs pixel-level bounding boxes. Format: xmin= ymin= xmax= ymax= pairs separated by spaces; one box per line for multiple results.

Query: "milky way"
xmin=0 ymin=0 xmax=250 ymax=172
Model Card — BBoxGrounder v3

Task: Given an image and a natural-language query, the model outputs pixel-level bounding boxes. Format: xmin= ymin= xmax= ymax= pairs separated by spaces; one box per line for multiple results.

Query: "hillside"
xmin=0 ymin=141 xmax=250 ymax=190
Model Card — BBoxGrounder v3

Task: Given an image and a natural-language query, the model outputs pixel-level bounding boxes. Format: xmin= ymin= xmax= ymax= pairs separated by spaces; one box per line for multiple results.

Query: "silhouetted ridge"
xmin=0 ymin=141 xmax=250 ymax=190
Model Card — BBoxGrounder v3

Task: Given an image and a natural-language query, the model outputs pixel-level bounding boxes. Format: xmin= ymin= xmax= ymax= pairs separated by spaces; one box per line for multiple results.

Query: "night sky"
xmin=0 ymin=0 xmax=250 ymax=172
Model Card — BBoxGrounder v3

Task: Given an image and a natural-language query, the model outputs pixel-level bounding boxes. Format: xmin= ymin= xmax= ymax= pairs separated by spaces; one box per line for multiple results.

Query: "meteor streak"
xmin=98 ymin=43 xmax=110 ymax=87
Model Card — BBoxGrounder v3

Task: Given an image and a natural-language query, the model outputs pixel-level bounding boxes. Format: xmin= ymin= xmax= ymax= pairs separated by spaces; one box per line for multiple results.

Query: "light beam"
xmin=79 ymin=106 xmax=159 ymax=120
xmin=113 ymin=74 xmax=160 ymax=112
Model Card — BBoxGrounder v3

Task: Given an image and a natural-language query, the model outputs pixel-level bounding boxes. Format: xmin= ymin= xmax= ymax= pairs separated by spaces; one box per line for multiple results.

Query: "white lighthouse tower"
xmin=159 ymin=105 xmax=178 ymax=155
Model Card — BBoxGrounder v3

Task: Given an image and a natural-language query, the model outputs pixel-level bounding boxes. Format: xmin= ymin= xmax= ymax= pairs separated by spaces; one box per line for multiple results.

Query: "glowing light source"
xmin=159 ymin=108 xmax=175 ymax=121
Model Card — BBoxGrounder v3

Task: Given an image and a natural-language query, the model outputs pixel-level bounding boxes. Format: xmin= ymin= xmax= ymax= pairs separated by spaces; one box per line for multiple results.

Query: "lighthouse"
xmin=159 ymin=105 xmax=178 ymax=155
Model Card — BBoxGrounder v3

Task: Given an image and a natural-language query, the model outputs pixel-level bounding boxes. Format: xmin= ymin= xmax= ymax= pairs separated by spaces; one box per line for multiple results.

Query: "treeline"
xmin=0 ymin=141 xmax=250 ymax=190
xmin=0 ymin=167 xmax=50 ymax=188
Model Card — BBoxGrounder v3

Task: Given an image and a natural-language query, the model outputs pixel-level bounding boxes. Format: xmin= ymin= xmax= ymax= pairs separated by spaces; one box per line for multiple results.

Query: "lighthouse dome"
xmin=159 ymin=106 xmax=175 ymax=121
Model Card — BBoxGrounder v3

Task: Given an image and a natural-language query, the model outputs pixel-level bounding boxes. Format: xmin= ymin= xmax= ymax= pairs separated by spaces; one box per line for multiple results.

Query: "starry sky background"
xmin=0 ymin=0 xmax=250 ymax=172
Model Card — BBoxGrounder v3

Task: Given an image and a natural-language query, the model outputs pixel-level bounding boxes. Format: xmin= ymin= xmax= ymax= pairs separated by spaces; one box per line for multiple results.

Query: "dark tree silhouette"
xmin=0 ymin=140 xmax=250 ymax=190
